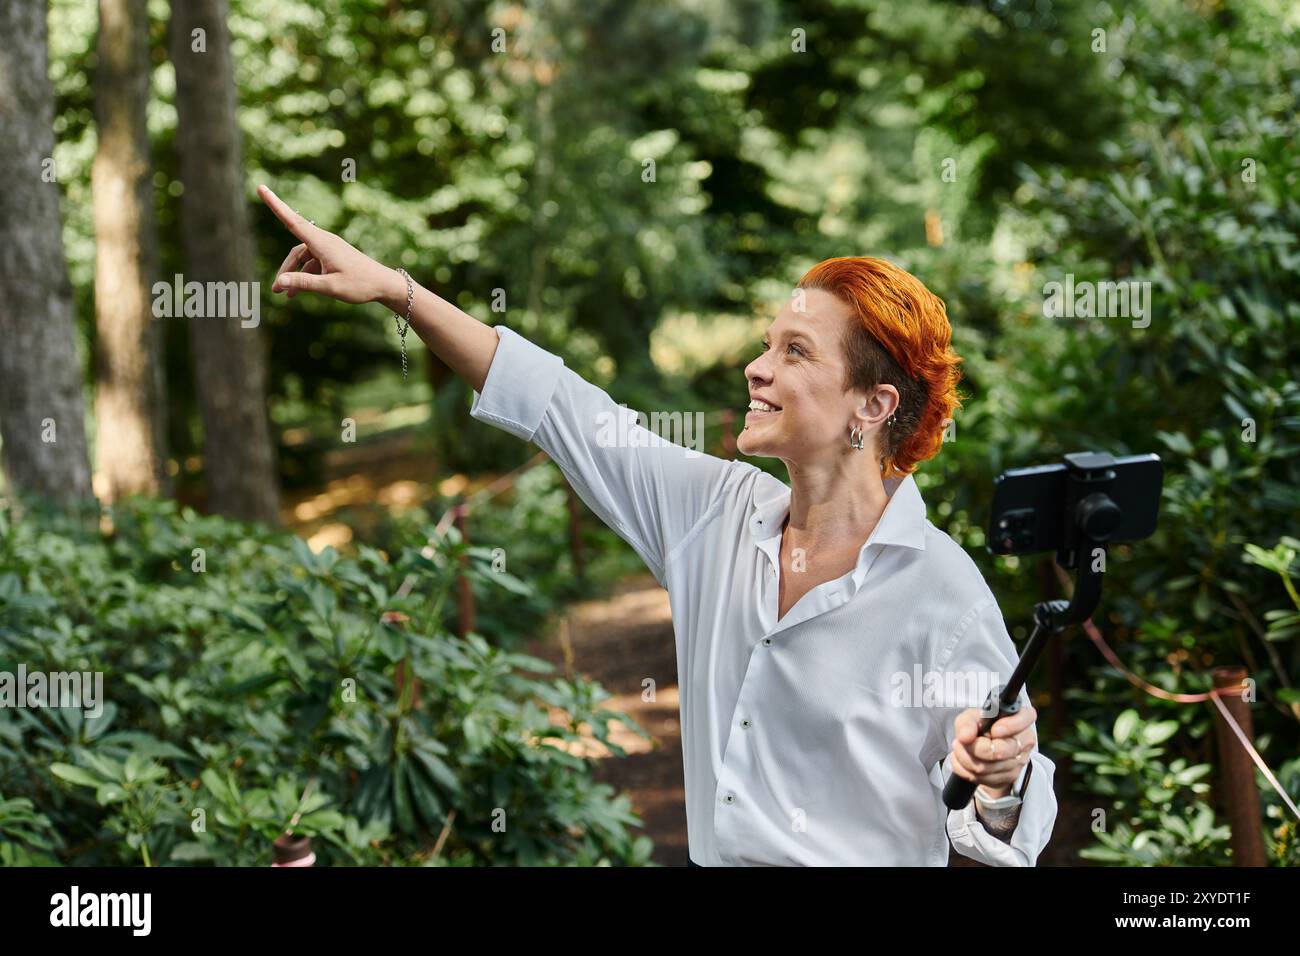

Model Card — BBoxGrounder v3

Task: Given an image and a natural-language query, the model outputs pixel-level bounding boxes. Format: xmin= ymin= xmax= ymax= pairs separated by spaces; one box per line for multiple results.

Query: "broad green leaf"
xmin=1140 ymin=720 xmax=1179 ymax=745
xmin=1113 ymin=709 xmax=1139 ymax=745
xmin=50 ymin=763 xmax=101 ymax=788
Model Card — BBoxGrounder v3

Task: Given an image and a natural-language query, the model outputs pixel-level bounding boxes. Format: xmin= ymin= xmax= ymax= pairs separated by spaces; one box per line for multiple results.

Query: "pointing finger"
xmin=258 ymin=184 xmax=315 ymax=242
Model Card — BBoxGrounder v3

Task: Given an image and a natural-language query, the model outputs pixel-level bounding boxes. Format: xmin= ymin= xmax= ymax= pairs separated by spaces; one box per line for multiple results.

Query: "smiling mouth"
xmin=747 ymin=400 xmax=781 ymax=415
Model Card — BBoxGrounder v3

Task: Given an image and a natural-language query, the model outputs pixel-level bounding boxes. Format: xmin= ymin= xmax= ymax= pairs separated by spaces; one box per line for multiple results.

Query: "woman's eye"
xmin=788 ymin=344 xmax=803 ymax=356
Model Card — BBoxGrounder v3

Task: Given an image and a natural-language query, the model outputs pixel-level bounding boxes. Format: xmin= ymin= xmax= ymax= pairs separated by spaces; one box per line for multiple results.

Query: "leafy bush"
xmin=0 ymin=792 xmax=60 ymax=866
xmin=333 ymin=460 xmax=651 ymax=650
xmin=1056 ymin=708 xmax=1226 ymax=865
xmin=0 ymin=497 xmax=654 ymax=866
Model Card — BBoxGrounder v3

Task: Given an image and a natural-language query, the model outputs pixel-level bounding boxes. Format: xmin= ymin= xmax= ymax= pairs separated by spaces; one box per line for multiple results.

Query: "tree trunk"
xmin=0 ymin=0 xmax=96 ymax=504
xmin=168 ymin=0 xmax=279 ymax=525
xmin=93 ymin=0 xmax=170 ymax=499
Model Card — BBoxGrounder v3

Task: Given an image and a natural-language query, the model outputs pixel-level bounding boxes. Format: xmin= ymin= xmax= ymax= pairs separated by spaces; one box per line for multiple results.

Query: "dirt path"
xmin=521 ymin=572 xmax=691 ymax=866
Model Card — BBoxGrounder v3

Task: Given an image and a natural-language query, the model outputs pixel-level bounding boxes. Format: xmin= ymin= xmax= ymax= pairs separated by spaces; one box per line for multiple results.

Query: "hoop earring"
xmin=849 ymin=425 xmax=864 ymax=450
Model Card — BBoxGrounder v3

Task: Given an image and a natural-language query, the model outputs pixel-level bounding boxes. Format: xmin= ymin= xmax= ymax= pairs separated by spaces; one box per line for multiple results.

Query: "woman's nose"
xmin=745 ymin=354 xmax=771 ymax=385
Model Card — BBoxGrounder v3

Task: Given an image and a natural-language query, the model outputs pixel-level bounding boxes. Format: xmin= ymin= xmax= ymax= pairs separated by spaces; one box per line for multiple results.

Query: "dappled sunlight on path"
xmin=521 ymin=573 xmax=691 ymax=866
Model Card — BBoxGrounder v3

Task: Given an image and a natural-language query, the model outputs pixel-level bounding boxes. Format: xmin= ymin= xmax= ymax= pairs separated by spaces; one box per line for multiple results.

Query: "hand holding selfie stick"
xmin=943 ymin=451 xmax=1163 ymax=810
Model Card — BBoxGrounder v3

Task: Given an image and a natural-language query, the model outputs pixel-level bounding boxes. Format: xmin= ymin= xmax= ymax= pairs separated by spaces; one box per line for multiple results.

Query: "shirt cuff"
xmin=468 ymin=325 xmax=566 ymax=443
xmin=947 ymin=751 xmax=1054 ymax=866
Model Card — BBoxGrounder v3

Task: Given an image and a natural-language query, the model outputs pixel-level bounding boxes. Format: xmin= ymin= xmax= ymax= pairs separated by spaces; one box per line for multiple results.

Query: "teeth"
xmin=748 ymin=400 xmax=779 ymax=412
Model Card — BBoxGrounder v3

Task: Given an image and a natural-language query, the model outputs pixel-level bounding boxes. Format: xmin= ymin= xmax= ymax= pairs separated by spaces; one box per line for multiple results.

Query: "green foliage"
xmin=0 ymin=792 xmax=61 ymax=866
xmin=1057 ymin=709 xmax=1227 ymax=865
xmin=1260 ymin=755 xmax=1300 ymax=867
xmin=1243 ymin=537 xmax=1300 ymax=648
xmin=325 ymin=461 xmax=649 ymax=647
xmin=47 ymin=0 xmax=807 ymax=479
xmin=0 ymin=497 xmax=654 ymax=866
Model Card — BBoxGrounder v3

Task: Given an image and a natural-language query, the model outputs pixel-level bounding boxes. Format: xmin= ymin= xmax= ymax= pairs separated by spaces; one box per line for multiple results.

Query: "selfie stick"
xmin=942 ymin=452 xmax=1125 ymax=810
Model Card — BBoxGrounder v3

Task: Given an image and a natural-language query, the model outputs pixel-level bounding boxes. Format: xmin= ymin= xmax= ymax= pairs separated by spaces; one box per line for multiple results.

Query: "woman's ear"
xmin=855 ymin=384 xmax=899 ymax=429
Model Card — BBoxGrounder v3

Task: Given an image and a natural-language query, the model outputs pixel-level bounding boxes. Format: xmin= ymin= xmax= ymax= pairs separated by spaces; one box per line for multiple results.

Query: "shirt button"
xmin=722 ymin=792 xmax=736 ymax=805
xmin=740 ymin=718 xmax=751 ymax=728
xmin=761 ymin=637 xmax=772 ymax=646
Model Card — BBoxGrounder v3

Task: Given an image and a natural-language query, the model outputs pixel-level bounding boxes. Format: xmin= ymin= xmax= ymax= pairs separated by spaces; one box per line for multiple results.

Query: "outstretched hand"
xmin=259 ymin=184 xmax=400 ymax=307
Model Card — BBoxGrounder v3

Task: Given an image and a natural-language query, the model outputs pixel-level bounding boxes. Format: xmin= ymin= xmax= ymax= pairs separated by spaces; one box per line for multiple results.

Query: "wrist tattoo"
xmin=976 ymin=802 xmax=1022 ymax=843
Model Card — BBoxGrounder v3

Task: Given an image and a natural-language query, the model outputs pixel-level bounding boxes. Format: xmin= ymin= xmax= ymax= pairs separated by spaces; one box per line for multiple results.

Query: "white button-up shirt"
xmin=470 ymin=325 xmax=1058 ymax=866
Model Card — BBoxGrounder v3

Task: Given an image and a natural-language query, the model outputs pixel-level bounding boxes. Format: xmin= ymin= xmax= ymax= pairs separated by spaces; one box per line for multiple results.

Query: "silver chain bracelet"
xmin=393 ymin=267 xmax=413 ymax=380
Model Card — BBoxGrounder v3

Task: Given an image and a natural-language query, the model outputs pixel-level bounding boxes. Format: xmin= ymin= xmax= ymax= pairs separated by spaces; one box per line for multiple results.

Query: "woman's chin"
xmin=736 ymin=432 xmax=779 ymax=458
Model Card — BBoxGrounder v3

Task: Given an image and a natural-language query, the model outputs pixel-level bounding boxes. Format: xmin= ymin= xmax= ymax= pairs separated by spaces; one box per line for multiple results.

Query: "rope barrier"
xmin=1049 ymin=562 xmax=1299 ymax=822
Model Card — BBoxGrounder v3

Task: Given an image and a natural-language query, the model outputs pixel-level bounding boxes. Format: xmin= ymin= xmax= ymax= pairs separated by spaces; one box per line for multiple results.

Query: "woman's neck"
xmin=781 ymin=458 xmax=890 ymax=555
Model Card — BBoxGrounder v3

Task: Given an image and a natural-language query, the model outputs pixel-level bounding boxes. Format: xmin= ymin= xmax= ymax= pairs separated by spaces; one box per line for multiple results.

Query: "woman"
xmin=259 ymin=184 xmax=1058 ymax=866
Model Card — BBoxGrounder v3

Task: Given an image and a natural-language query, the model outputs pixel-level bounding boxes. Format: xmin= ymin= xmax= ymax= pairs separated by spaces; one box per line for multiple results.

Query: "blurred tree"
xmin=92 ymin=0 xmax=170 ymax=499
xmin=169 ymin=0 xmax=280 ymax=524
xmin=0 ymin=0 xmax=95 ymax=503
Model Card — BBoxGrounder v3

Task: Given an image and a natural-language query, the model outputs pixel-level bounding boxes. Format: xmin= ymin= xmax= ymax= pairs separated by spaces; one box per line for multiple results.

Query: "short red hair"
xmin=797 ymin=257 xmax=965 ymax=478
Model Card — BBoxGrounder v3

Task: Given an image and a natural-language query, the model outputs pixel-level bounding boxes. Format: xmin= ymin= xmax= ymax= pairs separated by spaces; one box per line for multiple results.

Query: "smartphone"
xmin=988 ymin=452 xmax=1163 ymax=557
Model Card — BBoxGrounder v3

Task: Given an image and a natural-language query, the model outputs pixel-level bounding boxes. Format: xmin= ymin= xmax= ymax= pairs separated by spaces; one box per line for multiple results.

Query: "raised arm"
xmin=260 ymin=184 xmax=741 ymax=584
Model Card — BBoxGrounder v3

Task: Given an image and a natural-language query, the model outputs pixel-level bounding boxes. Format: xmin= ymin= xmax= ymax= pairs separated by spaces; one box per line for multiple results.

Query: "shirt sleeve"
xmin=468 ymin=324 xmax=740 ymax=587
xmin=929 ymin=596 xmax=1059 ymax=867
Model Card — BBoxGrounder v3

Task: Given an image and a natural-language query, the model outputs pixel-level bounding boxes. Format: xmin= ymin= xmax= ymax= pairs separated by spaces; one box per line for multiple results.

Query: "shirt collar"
xmin=747 ymin=471 xmax=929 ymax=557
